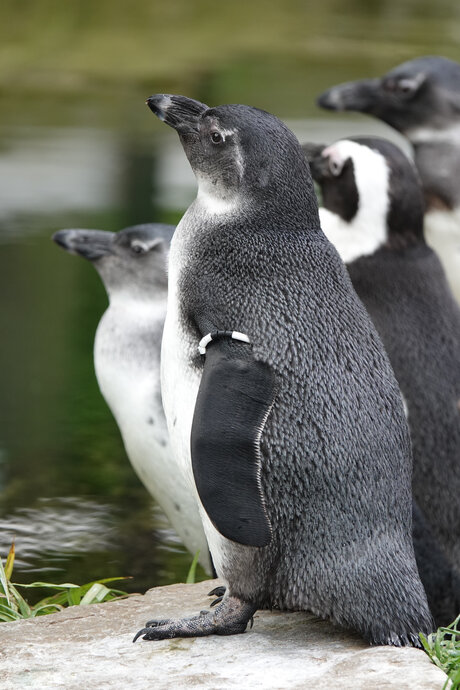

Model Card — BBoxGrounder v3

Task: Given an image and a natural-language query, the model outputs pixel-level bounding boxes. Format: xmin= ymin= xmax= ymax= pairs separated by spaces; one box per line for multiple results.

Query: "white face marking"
xmin=218 ymin=127 xmax=236 ymax=141
xmin=193 ymin=124 xmax=244 ymax=215
xmin=319 ymin=140 xmax=390 ymax=264
xmin=218 ymin=128 xmax=245 ymax=180
xmin=407 ymin=122 xmax=460 ymax=145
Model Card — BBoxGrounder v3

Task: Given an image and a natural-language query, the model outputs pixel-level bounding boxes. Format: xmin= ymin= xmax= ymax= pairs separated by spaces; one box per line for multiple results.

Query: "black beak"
xmin=146 ymin=94 xmax=208 ymax=134
xmin=52 ymin=229 xmax=115 ymax=261
xmin=317 ymin=78 xmax=381 ymax=113
xmin=302 ymin=143 xmax=327 ymax=181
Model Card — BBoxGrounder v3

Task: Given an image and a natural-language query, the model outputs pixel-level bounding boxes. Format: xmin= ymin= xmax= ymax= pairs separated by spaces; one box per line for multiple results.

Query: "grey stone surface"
xmin=0 ymin=579 xmax=447 ymax=690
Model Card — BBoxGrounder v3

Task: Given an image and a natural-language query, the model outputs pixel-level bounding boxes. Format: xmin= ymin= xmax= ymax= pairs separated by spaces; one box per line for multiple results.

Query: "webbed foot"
xmin=133 ymin=596 xmax=256 ymax=642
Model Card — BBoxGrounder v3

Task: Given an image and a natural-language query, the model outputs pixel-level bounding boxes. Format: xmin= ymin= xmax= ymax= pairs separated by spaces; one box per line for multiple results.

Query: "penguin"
xmin=317 ymin=56 xmax=460 ymax=303
xmin=305 ymin=137 xmax=460 ymax=593
xmin=52 ymin=223 xmax=211 ymax=573
xmin=133 ymin=94 xmax=433 ymax=645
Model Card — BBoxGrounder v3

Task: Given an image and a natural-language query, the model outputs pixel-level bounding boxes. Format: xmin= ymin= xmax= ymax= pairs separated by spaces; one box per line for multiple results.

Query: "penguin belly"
xmin=94 ymin=302 xmax=210 ymax=570
xmin=160 ymin=247 xmax=234 ymax=579
xmin=425 ymin=207 xmax=460 ymax=303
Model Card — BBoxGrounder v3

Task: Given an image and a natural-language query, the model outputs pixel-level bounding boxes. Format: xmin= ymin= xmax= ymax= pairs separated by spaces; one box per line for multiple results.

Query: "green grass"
xmin=0 ymin=542 xmax=130 ymax=621
xmin=421 ymin=615 xmax=460 ymax=689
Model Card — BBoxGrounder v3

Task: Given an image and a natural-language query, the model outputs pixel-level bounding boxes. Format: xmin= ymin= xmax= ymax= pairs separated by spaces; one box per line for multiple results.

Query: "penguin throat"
xmin=319 ymin=206 xmax=388 ymax=265
xmin=196 ymin=178 xmax=240 ymax=216
xmin=407 ymin=121 xmax=460 ymax=145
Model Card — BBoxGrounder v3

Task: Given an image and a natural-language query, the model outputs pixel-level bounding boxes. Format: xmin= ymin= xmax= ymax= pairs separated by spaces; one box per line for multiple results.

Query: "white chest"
xmin=161 ymin=259 xmax=201 ymax=491
xmin=94 ymin=300 xmax=167 ymax=450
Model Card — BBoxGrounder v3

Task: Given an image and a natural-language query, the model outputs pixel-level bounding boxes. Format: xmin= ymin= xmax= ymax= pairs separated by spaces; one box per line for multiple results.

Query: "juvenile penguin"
xmin=317 ymin=56 xmax=460 ymax=302
xmin=134 ymin=95 xmax=433 ymax=645
xmin=306 ymin=137 xmax=460 ymax=582
xmin=52 ymin=224 xmax=210 ymax=572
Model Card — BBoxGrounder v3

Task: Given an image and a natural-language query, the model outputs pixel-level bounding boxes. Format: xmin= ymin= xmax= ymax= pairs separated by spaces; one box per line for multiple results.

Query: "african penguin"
xmin=52 ymin=224 xmax=211 ymax=573
xmin=306 ymin=137 xmax=460 ymax=600
xmin=133 ymin=94 xmax=433 ymax=645
xmin=317 ymin=56 xmax=460 ymax=303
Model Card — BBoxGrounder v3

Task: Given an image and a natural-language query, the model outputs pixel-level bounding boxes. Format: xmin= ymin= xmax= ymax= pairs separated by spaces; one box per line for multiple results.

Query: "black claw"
xmin=208 ymin=586 xmax=226 ymax=598
xmin=210 ymin=595 xmax=224 ymax=607
xmin=249 ymin=616 xmax=254 ymax=629
xmin=133 ymin=627 xmax=149 ymax=643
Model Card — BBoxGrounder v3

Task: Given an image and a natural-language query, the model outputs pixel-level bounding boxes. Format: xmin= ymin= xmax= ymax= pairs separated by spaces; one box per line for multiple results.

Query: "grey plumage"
xmin=135 ymin=96 xmax=433 ymax=645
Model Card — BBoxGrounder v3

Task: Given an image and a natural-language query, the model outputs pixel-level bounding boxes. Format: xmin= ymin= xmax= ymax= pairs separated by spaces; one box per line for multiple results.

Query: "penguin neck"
xmin=103 ymin=289 xmax=167 ymax=332
xmin=319 ymin=201 xmax=388 ymax=265
xmin=409 ymin=125 xmax=460 ymax=211
xmin=194 ymin=167 xmax=320 ymax=232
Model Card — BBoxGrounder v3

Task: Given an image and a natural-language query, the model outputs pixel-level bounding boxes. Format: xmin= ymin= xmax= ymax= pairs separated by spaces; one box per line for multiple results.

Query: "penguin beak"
xmin=146 ymin=94 xmax=208 ymax=134
xmin=52 ymin=229 xmax=115 ymax=261
xmin=302 ymin=143 xmax=327 ymax=181
xmin=317 ymin=78 xmax=381 ymax=114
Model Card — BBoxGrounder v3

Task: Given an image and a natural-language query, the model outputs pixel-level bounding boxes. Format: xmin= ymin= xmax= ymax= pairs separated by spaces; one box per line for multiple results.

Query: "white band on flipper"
xmin=198 ymin=330 xmax=251 ymax=355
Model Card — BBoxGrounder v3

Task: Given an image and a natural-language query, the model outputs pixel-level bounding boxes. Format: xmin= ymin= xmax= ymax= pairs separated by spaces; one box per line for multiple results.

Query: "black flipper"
xmin=191 ymin=338 xmax=276 ymax=547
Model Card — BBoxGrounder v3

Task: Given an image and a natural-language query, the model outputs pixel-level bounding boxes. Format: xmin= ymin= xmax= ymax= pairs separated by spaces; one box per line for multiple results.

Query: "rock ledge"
xmin=0 ymin=579 xmax=447 ymax=689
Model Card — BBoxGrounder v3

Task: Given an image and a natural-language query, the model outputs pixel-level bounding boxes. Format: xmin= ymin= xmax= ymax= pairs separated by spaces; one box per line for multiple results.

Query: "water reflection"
xmin=0 ymin=497 xmax=116 ymax=573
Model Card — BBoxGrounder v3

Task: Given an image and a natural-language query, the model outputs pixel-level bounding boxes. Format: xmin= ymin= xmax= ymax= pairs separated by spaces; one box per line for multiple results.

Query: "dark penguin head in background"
xmin=304 ymin=137 xmax=425 ymax=262
xmin=146 ymin=94 xmax=320 ymax=228
xmin=53 ymin=223 xmax=174 ymax=298
xmin=317 ymin=56 xmax=460 ymax=136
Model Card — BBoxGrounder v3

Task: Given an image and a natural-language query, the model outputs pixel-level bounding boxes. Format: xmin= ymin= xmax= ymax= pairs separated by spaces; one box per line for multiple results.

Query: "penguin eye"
xmin=131 ymin=241 xmax=148 ymax=255
xmin=211 ymin=131 xmax=223 ymax=145
xmin=329 ymin=158 xmax=343 ymax=177
xmin=398 ymin=81 xmax=413 ymax=94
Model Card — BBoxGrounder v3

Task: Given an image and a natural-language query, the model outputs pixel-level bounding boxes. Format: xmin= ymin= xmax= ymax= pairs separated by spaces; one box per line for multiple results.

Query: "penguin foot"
xmin=133 ymin=596 xmax=257 ymax=642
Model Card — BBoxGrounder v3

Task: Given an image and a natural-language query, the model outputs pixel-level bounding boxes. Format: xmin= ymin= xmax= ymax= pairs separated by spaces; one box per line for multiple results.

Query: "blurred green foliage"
xmin=1 ymin=0 xmax=460 ymax=127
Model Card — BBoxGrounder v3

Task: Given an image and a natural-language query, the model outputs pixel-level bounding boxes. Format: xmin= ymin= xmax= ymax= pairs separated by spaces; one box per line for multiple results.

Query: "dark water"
xmin=0 ymin=0 xmax=459 ymax=595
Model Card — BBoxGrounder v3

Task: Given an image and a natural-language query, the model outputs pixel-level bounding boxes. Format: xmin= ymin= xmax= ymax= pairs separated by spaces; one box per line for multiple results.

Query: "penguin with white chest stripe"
xmin=317 ymin=56 xmax=460 ymax=303
xmin=305 ymin=137 xmax=460 ymax=621
xmin=133 ymin=95 xmax=433 ymax=644
xmin=52 ymin=224 xmax=211 ymax=572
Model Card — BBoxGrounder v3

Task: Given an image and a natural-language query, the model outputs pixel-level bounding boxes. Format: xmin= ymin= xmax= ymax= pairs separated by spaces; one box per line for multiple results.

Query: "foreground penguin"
xmin=305 ymin=137 xmax=460 ymax=587
xmin=134 ymin=95 xmax=433 ymax=645
xmin=52 ymin=224 xmax=211 ymax=572
xmin=317 ymin=56 xmax=460 ymax=302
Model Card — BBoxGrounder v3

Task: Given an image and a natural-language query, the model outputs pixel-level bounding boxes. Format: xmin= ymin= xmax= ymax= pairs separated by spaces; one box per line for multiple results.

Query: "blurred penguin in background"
xmin=53 ymin=224 xmax=211 ymax=573
xmin=305 ymin=136 xmax=460 ymax=624
xmin=317 ymin=56 xmax=460 ymax=303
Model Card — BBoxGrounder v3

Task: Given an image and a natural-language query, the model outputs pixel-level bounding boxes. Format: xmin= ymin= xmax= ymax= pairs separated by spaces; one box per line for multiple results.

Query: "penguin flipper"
xmin=191 ymin=339 xmax=276 ymax=547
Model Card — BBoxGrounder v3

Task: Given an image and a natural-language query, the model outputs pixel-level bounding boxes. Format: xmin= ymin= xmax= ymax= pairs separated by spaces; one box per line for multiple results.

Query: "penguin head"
xmin=304 ymin=137 xmax=425 ymax=263
xmin=317 ymin=56 xmax=460 ymax=137
xmin=147 ymin=94 xmax=318 ymax=225
xmin=53 ymin=224 xmax=173 ymax=299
